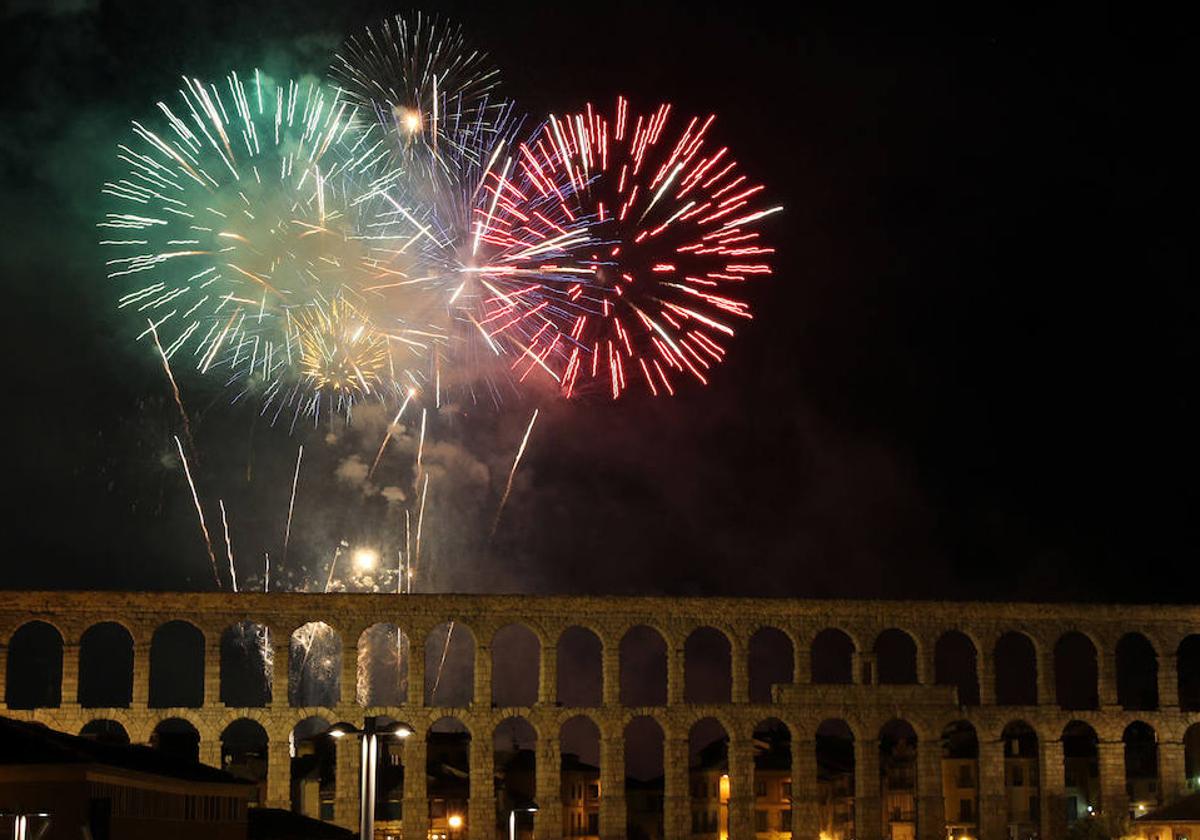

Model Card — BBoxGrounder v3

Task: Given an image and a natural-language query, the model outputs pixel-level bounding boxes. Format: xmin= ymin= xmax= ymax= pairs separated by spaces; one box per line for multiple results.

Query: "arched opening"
xmin=1124 ymin=721 xmax=1160 ymax=813
xmin=749 ymin=627 xmax=794 ymax=704
xmin=151 ymin=717 xmax=199 ymax=763
xmin=357 ymin=623 xmax=408 ymax=707
xmin=1062 ymin=721 xmax=1100 ymax=823
xmin=626 ymin=716 xmax=664 ymax=840
xmin=1185 ymin=724 xmax=1200 ymax=794
xmin=220 ymin=621 xmax=271 ymax=708
xmin=78 ymin=622 xmax=133 ymax=708
xmin=557 ymin=626 xmax=602 ymax=707
xmin=684 ymin=627 xmax=732 ymax=704
xmin=371 ymin=715 xmax=406 ymax=826
xmin=1054 ymin=633 xmax=1099 ymax=711
xmin=222 ymin=719 xmax=268 ymax=805
xmin=880 ymin=719 xmax=917 ymax=838
xmin=492 ymin=624 xmax=540 ymax=708
xmin=874 ymin=629 xmax=918 ymax=685
xmin=942 ymin=720 xmax=980 ymax=835
xmin=754 ymin=718 xmax=792 ymax=836
xmin=1177 ymin=635 xmax=1200 ymax=711
xmin=428 ymin=717 xmax=470 ymax=834
xmin=1002 ymin=721 xmax=1041 ymax=840
xmin=561 ymin=716 xmax=601 ymax=838
xmin=80 ymin=719 xmax=130 ymax=745
xmin=424 ymin=621 xmax=475 ymax=707
xmin=811 ymin=629 xmax=855 ymax=684
xmin=291 ymin=716 xmax=335 ymax=820
xmin=994 ymin=632 xmax=1038 ymax=706
xmin=5 ymin=621 xmax=63 ymax=709
xmin=150 ymin=621 xmax=204 ymax=708
xmin=289 ymin=622 xmax=341 ymax=708
xmin=495 ymin=717 xmax=538 ymax=836
xmin=620 ymin=625 xmax=667 ymax=707
xmin=935 ymin=631 xmax=979 ymax=706
xmin=1116 ymin=633 xmax=1159 ymax=711
xmin=690 ymin=718 xmax=729 ymax=838
xmin=816 ymin=720 xmax=856 ymax=840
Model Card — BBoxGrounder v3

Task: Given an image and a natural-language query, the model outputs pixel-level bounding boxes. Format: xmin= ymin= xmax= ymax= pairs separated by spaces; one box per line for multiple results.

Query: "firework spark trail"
xmin=430 ymin=619 xmax=455 ymax=701
xmin=322 ymin=544 xmax=342 ymax=593
xmin=264 ymin=552 xmax=270 ymax=592
xmin=414 ymin=408 xmax=427 ymax=488
xmin=148 ymin=320 xmax=196 ymax=454
xmin=413 ymin=473 xmax=430 ymax=575
xmin=367 ymin=388 xmax=416 ymax=480
xmin=219 ymin=499 xmax=237 ymax=592
xmin=282 ymin=444 xmax=303 ymax=565
xmin=491 ymin=409 xmax=538 ymax=537
xmin=174 ymin=434 xmax=221 ymax=587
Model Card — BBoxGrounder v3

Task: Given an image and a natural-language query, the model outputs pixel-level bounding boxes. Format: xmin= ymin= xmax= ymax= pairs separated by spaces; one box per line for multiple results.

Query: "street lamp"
xmin=328 ymin=717 xmax=414 ymax=840
xmin=507 ymin=801 xmax=538 ymax=840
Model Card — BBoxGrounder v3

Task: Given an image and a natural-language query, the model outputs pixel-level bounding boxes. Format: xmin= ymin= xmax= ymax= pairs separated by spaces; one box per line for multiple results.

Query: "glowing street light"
xmin=327 ymin=717 xmax=414 ymax=840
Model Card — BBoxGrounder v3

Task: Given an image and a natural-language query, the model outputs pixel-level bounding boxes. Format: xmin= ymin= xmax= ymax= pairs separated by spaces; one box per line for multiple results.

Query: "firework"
xmin=492 ymin=408 xmax=538 ymax=536
xmin=331 ymin=11 xmax=506 ymax=178
xmin=511 ymin=97 xmax=782 ymax=398
xmin=282 ymin=443 xmax=303 ymax=563
xmin=219 ymin=499 xmax=238 ymax=592
xmin=100 ymin=69 xmax=424 ymax=416
xmin=174 ymin=435 xmax=221 ymax=586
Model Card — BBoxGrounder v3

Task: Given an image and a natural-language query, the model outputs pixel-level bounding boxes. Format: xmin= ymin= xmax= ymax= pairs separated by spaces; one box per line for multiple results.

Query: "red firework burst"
xmin=511 ymin=96 xmax=782 ymax=398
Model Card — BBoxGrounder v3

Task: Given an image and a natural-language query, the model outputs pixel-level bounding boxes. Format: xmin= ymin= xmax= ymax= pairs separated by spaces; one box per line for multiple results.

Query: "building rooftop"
xmin=1136 ymin=792 xmax=1200 ymax=823
xmin=0 ymin=716 xmax=249 ymax=786
xmin=247 ymin=808 xmax=356 ymax=840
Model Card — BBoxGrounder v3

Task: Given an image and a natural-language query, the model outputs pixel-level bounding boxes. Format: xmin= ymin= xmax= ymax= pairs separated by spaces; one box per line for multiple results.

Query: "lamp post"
xmin=329 ymin=717 xmax=414 ymax=840
xmin=507 ymin=802 xmax=538 ymax=840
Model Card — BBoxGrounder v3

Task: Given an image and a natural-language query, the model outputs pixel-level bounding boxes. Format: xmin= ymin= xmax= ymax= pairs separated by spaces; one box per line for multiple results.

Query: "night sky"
xmin=0 ymin=1 xmax=1194 ymax=602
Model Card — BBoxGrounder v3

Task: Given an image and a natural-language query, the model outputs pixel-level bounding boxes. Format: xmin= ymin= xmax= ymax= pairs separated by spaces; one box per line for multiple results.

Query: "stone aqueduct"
xmin=1 ymin=591 xmax=1197 ymax=840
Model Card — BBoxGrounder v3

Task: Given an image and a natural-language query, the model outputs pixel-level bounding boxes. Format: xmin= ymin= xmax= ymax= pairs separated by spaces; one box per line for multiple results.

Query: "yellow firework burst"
xmin=295 ymin=299 xmax=389 ymax=396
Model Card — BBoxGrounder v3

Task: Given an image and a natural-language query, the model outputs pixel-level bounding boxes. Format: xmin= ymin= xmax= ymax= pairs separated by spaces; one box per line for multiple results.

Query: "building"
xmin=1132 ymin=792 xmax=1200 ymax=840
xmin=1 ymin=591 xmax=1197 ymax=840
xmin=0 ymin=716 xmax=253 ymax=840
xmin=561 ymin=753 xmax=601 ymax=838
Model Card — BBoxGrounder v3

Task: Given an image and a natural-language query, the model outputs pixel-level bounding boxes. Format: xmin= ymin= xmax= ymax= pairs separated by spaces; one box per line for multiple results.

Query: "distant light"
xmin=448 ymin=814 xmax=463 ymax=829
xmin=353 ymin=547 xmax=379 ymax=572
xmin=329 ymin=729 xmax=345 ymax=738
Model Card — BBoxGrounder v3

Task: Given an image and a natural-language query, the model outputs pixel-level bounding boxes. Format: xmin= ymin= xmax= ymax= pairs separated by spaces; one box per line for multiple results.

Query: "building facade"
xmin=0 ymin=591 xmax=1197 ymax=840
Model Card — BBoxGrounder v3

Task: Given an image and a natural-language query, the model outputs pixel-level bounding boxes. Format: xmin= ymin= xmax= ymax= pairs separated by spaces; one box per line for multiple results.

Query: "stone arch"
xmin=753 ymin=717 xmax=792 ymax=835
xmin=561 ymin=715 xmax=602 ymax=837
xmin=5 ymin=620 xmax=63 ymax=709
xmin=557 ymin=625 xmax=603 ymax=707
xmin=684 ymin=626 xmax=732 ymax=704
xmin=80 ymin=719 xmax=130 ymax=745
xmin=935 ymin=630 xmax=980 ymax=706
xmin=1061 ymin=721 xmax=1100 ymax=822
xmin=1185 ymin=724 xmax=1200 ymax=789
xmin=151 ymin=716 xmax=200 ymax=763
xmin=78 ymin=622 xmax=133 ymax=708
xmin=811 ymin=628 xmax=855 ymax=684
xmin=428 ymin=716 xmax=471 ymax=827
xmin=942 ymin=720 xmax=980 ymax=831
xmin=289 ymin=621 xmax=341 ymax=708
xmin=1124 ymin=721 xmax=1160 ymax=812
xmin=150 ymin=620 xmax=204 ymax=708
xmin=748 ymin=627 xmax=794 ymax=704
xmin=994 ymin=631 xmax=1038 ymax=706
xmin=626 ymin=716 xmax=665 ymax=839
xmin=220 ymin=621 xmax=271 ymax=708
xmin=816 ymin=719 xmax=856 ymax=840
xmin=620 ymin=625 xmax=668 ymax=707
xmin=424 ymin=621 xmax=475 ymax=707
xmin=492 ymin=623 xmax=540 ymax=708
xmin=1001 ymin=721 xmax=1041 ymax=839
xmin=1054 ymin=632 xmax=1099 ymax=710
xmin=880 ymin=718 xmax=918 ymax=832
xmin=290 ymin=715 xmax=335 ymax=818
xmin=357 ymin=622 xmax=408 ymax=707
xmin=1177 ymin=635 xmax=1200 ymax=711
xmin=221 ymin=718 xmax=268 ymax=803
xmin=1116 ymin=632 xmax=1159 ymax=711
xmin=495 ymin=716 xmax=538 ymax=834
xmin=875 ymin=628 xmax=918 ymax=684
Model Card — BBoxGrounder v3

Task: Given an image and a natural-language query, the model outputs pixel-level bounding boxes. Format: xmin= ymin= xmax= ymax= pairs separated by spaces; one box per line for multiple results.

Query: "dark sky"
xmin=0 ymin=1 xmax=1194 ymax=602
